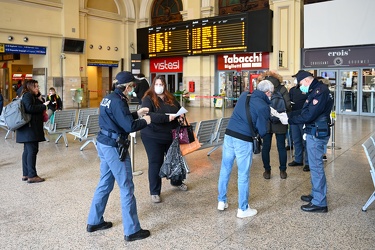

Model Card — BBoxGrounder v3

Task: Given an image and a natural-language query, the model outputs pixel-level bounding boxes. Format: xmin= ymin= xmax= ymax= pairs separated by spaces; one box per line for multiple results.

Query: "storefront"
xmin=216 ymin=52 xmax=269 ymax=107
xmin=302 ymin=44 xmax=375 ymax=116
xmin=150 ymin=57 xmax=183 ymax=94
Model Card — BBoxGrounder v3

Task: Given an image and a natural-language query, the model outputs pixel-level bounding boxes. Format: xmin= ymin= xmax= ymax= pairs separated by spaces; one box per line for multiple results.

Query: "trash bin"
xmin=71 ymin=88 xmax=83 ymax=108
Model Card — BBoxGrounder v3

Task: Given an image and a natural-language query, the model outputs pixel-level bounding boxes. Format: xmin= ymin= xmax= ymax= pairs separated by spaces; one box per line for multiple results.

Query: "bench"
xmin=44 ymin=109 xmax=77 ymax=147
xmin=362 ymin=136 xmax=375 ymax=211
xmin=206 ymin=117 xmax=230 ymax=156
xmin=195 ymin=119 xmax=219 ymax=149
xmin=69 ymin=114 xmax=100 ymax=151
xmin=0 ymin=115 xmax=14 ymax=139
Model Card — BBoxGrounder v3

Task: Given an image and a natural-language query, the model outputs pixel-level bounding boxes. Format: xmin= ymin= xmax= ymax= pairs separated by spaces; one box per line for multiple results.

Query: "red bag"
xmin=43 ymin=110 xmax=49 ymax=122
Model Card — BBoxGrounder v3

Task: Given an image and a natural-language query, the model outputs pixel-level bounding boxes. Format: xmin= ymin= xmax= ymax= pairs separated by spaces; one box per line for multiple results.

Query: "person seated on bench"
xmin=46 ymin=87 xmax=62 ymax=118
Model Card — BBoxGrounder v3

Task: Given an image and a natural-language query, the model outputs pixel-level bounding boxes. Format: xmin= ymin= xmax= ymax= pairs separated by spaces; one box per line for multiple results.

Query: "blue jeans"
xmin=87 ymin=142 xmax=141 ymax=236
xmin=306 ymin=134 xmax=330 ymax=207
xmin=290 ymin=124 xmax=308 ymax=165
xmin=261 ymin=133 xmax=287 ymax=171
xmin=218 ymin=135 xmax=253 ymax=211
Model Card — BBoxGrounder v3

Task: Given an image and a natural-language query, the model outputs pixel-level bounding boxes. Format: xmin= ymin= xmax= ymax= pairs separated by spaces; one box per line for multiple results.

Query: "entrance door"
xmin=337 ymin=70 xmax=359 ymax=115
xmin=151 ymin=73 xmax=182 ymax=93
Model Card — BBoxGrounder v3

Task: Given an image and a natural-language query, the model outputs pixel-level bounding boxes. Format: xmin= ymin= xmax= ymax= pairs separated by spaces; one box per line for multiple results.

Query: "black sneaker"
xmin=87 ymin=221 xmax=113 ymax=232
xmin=303 ymin=165 xmax=310 ymax=172
xmin=125 ymin=229 xmax=150 ymax=242
xmin=323 ymin=155 xmax=327 ymax=161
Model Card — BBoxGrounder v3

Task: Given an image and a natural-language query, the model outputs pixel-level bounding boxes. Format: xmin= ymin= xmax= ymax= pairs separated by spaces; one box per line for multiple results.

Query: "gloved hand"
xmin=132 ymin=92 xmax=137 ymax=97
xmin=137 ymin=107 xmax=149 ymax=117
xmin=279 ymin=112 xmax=289 ymax=125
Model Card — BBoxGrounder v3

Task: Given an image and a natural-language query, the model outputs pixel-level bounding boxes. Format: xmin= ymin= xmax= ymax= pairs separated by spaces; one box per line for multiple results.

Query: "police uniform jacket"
xmin=16 ymin=92 xmax=46 ymax=143
xmin=289 ymin=86 xmax=307 ymax=111
xmin=97 ymin=88 xmax=147 ymax=147
xmin=140 ymin=95 xmax=180 ymax=141
xmin=288 ymin=78 xmax=333 ymax=134
xmin=225 ymin=90 xmax=271 ymax=141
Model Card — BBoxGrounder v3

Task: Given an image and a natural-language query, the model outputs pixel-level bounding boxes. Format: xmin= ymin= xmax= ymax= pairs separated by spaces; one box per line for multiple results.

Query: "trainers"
xmin=151 ymin=195 xmax=161 ymax=203
xmin=323 ymin=155 xmax=327 ymax=161
xmin=237 ymin=207 xmax=258 ymax=218
xmin=124 ymin=229 xmax=150 ymax=242
xmin=263 ymin=170 xmax=271 ymax=179
xmin=217 ymin=201 xmax=228 ymax=211
xmin=177 ymin=183 xmax=188 ymax=191
xmin=87 ymin=221 xmax=113 ymax=232
xmin=280 ymin=170 xmax=287 ymax=179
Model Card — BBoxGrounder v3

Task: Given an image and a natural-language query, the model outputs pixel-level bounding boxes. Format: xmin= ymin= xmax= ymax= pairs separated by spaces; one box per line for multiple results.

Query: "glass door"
xmin=361 ymin=68 xmax=375 ymax=115
xmin=337 ymin=70 xmax=359 ymax=115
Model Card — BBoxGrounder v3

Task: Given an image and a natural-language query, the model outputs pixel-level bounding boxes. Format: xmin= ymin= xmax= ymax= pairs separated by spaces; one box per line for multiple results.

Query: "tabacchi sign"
xmin=150 ymin=57 xmax=183 ymax=72
xmin=217 ymin=52 xmax=269 ymax=70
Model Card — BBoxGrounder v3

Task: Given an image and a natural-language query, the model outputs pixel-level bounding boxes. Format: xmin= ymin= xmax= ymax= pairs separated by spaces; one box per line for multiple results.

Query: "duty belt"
xmin=100 ymin=129 xmax=120 ymax=139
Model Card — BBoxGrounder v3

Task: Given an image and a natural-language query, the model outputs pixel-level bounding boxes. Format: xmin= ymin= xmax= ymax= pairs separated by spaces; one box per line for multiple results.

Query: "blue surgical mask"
xmin=300 ymin=85 xmax=309 ymax=93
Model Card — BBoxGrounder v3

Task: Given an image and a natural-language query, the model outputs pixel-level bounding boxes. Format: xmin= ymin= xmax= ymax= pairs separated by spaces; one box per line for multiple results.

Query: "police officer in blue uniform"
xmin=280 ymin=70 xmax=333 ymax=213
xmin=87 ymin=71 xmax=152 ymax=241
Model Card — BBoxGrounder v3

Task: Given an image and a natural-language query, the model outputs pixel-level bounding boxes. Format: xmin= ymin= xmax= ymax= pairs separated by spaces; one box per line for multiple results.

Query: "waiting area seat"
xmin=68 ymin=114 xmax=100 ymax=151
xmin=361 ymin=137 xmax=375 ymax=211
xmin=44 ymin=109 xmax=77 ymax=147
xmin=195 ymin=119 xmax=218 ymax=149
xmin=0 ymin=114 xmax=14 ymax=139
xmin=206 ymin=117 xmax=230 ymax=156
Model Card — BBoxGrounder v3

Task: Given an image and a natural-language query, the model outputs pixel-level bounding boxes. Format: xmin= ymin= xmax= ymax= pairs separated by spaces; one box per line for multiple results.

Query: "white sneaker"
xmin=151 ymin=195 xmax=161 ymax=203
xmin=217 ymin=201 xmax=228 ymax=211
xmin=237 ymin=207 xmax=258 ymax=218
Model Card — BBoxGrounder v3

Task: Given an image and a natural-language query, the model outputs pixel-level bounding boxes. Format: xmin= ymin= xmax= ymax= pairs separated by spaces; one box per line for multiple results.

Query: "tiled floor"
xmin=1 ymin=107 xmax=375 ymax=249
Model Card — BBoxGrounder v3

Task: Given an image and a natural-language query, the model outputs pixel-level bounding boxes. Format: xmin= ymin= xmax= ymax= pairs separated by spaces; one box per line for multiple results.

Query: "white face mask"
xmin=155 ymin=85 xmax=164 ymax=95
xmin=268 ymin=96 xmax=272 ymax=100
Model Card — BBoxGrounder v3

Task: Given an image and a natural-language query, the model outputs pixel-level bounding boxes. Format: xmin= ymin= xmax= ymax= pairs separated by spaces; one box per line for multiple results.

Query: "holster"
xmin=116 ymin=137 xmax=130 ymax=162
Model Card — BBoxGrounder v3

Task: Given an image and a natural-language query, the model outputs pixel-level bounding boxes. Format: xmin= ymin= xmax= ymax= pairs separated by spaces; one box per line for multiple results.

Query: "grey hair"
xmin=257 ymin=79 xmax=274 ymax=93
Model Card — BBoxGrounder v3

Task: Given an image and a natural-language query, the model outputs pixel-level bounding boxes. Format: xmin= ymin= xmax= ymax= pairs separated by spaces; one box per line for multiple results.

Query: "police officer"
xmin=87 ymin=71 xmax=152 ymax=241
xmin=279 ymin=70 xmax=333 ymax=213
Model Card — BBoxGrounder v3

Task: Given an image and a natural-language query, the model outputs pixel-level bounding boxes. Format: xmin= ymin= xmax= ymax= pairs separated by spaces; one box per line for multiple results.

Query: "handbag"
xmin=42 ymin=110 xmax=49 ymax=122
xmin=180 ymin=133 xmax=201 ymax=156
xmin=245 ymin=93 xmax=262 ymax=154
xmin=171 ymin=117 xmax=195 ymax=144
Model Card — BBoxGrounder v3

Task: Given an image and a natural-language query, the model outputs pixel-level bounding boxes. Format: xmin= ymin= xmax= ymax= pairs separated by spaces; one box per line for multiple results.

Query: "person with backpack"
xmin=16 ymin=79 xmax=50 ymax=183
xmin=46 ymin=87 xmax=63 ymax=118
xmin=257 ymin=71 xmax=292 ymax=179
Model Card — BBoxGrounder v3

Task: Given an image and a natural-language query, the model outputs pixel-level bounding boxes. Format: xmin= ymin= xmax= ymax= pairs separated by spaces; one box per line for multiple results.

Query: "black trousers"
xmin=22 ymin=142 xmax=39 ymax=178
xmin=141 ymin=135 xmax=182 ymax=195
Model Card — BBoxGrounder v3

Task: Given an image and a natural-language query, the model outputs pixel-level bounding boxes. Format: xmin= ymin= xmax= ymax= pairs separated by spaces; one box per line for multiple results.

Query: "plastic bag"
xmin=159 ymin=138 xmax=186 ymax=182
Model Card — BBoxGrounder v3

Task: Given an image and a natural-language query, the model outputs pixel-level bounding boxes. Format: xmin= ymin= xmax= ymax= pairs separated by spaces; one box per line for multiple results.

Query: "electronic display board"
xmin=137 ymin=9 xmax=272 ymax=59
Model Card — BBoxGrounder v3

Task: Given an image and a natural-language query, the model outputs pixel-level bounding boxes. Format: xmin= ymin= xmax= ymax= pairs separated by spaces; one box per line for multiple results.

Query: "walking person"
xmin=279 ymin=70 xmax=334 ymax=213
xmin=86 ymin=71 xmax=152 ymax=241
xmin=217 ymin=80 xmax=273 ymax=218
xmin=16 ymin=80 xmax=50 ymax=183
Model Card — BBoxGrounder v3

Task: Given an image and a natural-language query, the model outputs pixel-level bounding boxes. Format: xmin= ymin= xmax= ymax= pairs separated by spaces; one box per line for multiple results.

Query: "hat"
xmin=292 ymin=70 xmax=313 ymax=83
xmin=114 ymin=71 xmax=139 ymax=85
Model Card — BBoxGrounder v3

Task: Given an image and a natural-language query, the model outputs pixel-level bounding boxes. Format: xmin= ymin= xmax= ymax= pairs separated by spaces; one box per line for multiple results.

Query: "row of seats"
xmin=361 ymin=135 xmax=375 ymax=211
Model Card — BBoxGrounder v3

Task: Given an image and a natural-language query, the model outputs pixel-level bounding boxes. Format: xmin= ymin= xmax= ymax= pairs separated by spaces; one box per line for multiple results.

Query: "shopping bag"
xmin=180 ymin=133 xmax=201 ymax=156
xmin=159 ymin=137 xmax=186 ymax=182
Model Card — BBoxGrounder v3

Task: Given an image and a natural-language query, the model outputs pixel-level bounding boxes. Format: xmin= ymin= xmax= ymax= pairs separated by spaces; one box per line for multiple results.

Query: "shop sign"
xmin=4 ymin=44 xmax=46 ymax=54
xmin=87 ymin=59 xmax=119 ymax=67
xmin=302 ymin=45 xmax=375 ymax=68
xmin=217 ymin=52 xmax=269 ymax=70
xmin=150 ymin=57 xmax=183 ymax=73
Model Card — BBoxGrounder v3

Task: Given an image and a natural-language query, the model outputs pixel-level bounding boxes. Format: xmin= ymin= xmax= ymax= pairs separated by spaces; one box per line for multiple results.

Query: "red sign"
xmin=217 ymin=52 xmax=269 ymax=71
xmin=150 ymin=57 xmax=183 ymax=73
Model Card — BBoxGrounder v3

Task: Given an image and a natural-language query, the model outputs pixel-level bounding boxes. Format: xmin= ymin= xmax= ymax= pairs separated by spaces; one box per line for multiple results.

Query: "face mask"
xmin=268 ymin=96 xmax=272 ymax=100
xmin=127 ymin=87 xmax=134 ymax=96
xmin=300 ymin=85 xmax=309 ymax=93
xmin=155 ymin=85 xmax=164 ymax=95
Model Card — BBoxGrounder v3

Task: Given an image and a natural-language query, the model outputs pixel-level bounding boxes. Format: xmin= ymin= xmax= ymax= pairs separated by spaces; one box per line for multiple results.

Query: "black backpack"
xmin=270 ymin=85 xmax=287 ymax=124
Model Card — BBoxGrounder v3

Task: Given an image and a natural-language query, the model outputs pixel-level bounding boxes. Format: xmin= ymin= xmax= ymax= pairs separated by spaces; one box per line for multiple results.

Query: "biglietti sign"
xmin=217 ymin=52 xmax=269 ymax=70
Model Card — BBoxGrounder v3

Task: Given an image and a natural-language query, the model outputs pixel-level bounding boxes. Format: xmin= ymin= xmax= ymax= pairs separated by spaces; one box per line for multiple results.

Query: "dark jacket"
xmin=47 ymin=94 xmax=63 ymax=112
xmin=140 ymin=95 xmax=180 ymax=141
xmin=16 ymin=92 xmax=46 ymax=143
xmin=289 ymin=86 xmax=307 ymax=111
xmin=268 ymin=81 xmax=291 ymax=134
xmin=288 ymin=78 xmax=334 ymax=127
xmin=134 ymin=78 xmax=150 ymax=104
xmin=97 ymin=88 xmax=148 ymax=147
xmin=225 ymin=90 xmax=271 ymax=141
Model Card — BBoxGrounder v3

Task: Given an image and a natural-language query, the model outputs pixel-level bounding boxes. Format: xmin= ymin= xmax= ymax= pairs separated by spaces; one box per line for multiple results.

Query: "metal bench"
xmin=362 ymin=137 xmax=375 ymax=211
xmin=44 ymin=109 xmax=77 ymax=147
xmin=69 ymin=114 xmax=100 ymax=151
xmin=207 ymin=117 xmax=230 ymax=156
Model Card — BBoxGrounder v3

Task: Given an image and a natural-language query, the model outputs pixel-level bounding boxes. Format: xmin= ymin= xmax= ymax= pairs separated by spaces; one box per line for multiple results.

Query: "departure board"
xmin=191 ymin=14 xmax=247 ymax=55
xmin=147 ymin=23 xmax=190 ymax=58
xmin=137 ymin=9 xmax=272 ymax=59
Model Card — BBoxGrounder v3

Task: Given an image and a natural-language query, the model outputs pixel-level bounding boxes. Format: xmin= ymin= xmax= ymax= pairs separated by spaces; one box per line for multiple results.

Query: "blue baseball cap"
xmin=114 ymin=71 xmax=139 ymax=85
